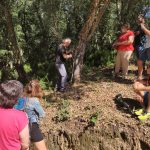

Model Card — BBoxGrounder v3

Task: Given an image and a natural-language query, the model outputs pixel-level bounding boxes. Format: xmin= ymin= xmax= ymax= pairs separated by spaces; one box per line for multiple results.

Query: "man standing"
xmin=134 ymin=14 xmax=147 ymax=80
xmin=55 ymin=38 xmax=72 ymax=92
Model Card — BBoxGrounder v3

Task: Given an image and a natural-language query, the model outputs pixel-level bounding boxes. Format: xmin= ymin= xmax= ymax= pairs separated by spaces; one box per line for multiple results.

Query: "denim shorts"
xmin=30 ymin=123 xmax=44 ymax=142
xmin=136 ymin=47 xmax=150 ymax=61
xmin=144 ymin=92 xmax=149 ymax=108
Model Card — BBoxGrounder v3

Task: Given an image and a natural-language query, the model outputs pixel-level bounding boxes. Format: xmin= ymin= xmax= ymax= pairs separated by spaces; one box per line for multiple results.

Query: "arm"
xmin=139 ymin=86 xmax=150 ymax=92
xmin=116 ymin=35 xmax=134 ymax=46
xmin=19 ymin=124 xmax=30 ymax=150
xmin=34 ymin=99 xmax=46 ymax=118
xmin=63 ymin=53 xmax=72 ymax=59
xmin=112 ymin=39 xmax=118 ymax=47
xmin=141 ymin=23 xmax=150 ymax=36
xmin=135 ymin=31 xmax=140 ymax=36
xmin=58 ymin=46 xmax=72 ymax=60
xmin=133 ymin=82 xmax=150 ymax=92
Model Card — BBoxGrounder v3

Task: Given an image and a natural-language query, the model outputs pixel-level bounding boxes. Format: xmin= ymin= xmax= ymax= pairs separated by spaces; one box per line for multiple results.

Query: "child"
xmin=14 ymin=80 xmax=47 ymax=150
xmin=133 ymin=62 xmax=150 ymax=120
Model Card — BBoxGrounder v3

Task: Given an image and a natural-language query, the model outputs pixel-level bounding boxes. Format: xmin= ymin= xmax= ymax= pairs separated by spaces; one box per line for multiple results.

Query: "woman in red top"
xmin=113 ymin=23 xmax=135 ymax=78
xmin=0 ymin=80 xmax=30 ymax=150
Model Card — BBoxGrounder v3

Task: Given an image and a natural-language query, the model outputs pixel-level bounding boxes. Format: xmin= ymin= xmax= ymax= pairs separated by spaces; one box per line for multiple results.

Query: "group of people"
xmin=54 ymin=14 xmax=150 ymax=120
xmin=0 ymin=80 xmax=47 ymax=150
xmin=113 ymin=14 xmax=150 ymax=79
xmin=0 ymin=14 xmax=150 ymax=150
xmin=113 ymin=14 xmax=150 ymax=120
xmin=54 ymin=15 xmax=150 ymax=91
xmin=0 ymin=38 xmax=72 ymax=150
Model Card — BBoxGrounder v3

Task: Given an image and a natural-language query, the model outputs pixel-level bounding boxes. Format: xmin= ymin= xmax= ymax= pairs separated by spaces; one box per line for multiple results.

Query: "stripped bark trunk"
xmin=72 ymin=0 xmax=110 ymax=83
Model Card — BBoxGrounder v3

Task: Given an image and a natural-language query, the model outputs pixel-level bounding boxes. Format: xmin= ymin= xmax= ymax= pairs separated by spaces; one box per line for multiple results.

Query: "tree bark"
xmin=3 ymin=2 xmax=21 ymax=64
xmin=0 ymin=1 xmax=27 ymax=82
xmin=72 ymin=0 xmax=110 ymax=83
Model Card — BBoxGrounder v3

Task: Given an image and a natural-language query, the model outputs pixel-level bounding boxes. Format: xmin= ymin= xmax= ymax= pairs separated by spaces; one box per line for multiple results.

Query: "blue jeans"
xmin=56 ymin=63 xmax=68 ymax=90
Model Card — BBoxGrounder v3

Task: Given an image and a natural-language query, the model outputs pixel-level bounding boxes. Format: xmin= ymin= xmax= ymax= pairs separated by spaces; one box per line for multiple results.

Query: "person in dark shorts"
xmin=15 ymin=80 xmax=47 ymax=150
xmin=134 ymin=14 xmax=150 ymax=80
xmin=133 ymin=62 xmax=150 ymax=121
xmin=55 ymin=38 xmax=72 ymax=92
xmin=134 ymin=14 xmax=147 ymax=80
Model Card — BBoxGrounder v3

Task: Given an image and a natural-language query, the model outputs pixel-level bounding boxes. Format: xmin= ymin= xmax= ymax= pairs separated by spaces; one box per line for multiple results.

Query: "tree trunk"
xmin=1 ymin=1 xmax=27 ymax=82
xmin=72 ymin=0 xmax=110 ymax=83
xmin=3 ymin=3 xmax=21 ymax=64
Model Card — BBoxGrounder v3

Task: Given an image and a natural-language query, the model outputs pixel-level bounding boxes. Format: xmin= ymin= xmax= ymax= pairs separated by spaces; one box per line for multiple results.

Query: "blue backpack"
xmin=14 ymin=97 xmax=27 ymax=111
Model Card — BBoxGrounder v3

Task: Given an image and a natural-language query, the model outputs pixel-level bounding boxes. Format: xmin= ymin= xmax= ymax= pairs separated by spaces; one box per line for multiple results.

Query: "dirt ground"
xmin=40 ymin=65 xmax=150 ymax=149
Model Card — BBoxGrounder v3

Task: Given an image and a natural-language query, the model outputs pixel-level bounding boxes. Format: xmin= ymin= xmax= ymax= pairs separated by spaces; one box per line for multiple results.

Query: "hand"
xmin=140 ymin=23 xmax=145 ymax=30
xmin=134 ymin=95 xmax=143 ymax=104
xmin=115 ymin=42 xmax=121 ymax=46
xmin=135 ymin=31 xmax=140 ymax=36
xmin=112 ymin=43 xmax=116 ymax=48
xmin=133 ymin=82 xmax=145 ymax=91
xmin=69 ymin=54 xmax=72 ymax=58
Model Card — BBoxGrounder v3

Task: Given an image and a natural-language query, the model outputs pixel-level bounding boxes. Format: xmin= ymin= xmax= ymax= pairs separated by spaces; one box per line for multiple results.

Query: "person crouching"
xmin=133 ymin=62 xmax=150 ymax=120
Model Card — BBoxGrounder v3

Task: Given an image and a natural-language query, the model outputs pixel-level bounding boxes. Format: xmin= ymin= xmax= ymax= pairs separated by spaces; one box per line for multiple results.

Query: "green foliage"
xmin=90 ymin=112 xmax=99 ymax=126
xmin=23 ymin=64 xmax=32 ymax=73
xmin=0 ymin=49 xmax=11 ymax=56
xmin=1 ymin=0 xmax=150 ymax=83
xmin=53 ymin=99 xmax=70 ymax=122
xmin=39 ymin=74 xmax=52 ymax=90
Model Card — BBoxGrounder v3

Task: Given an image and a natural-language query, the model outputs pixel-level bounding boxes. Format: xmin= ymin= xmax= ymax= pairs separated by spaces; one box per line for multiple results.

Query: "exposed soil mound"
xmin=37 ymin=66 xmax=150 ymax=150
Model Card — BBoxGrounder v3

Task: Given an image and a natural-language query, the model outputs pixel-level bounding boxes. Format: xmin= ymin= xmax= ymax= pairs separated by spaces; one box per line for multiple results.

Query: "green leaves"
xmin=1 ymin=0 xmax=150 ymax=82
xmin=90 ymin=112 xmax=99 ymax=125
xmin=0 ymin=49 xmax=12 ymax=57
xmin=53 ymin=99 xmax=70 ymax=122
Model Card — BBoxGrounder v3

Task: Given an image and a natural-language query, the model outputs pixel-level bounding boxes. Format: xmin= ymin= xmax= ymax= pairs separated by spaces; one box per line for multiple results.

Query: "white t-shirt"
xmin=145 ymin=35 xmax=150 ymax=49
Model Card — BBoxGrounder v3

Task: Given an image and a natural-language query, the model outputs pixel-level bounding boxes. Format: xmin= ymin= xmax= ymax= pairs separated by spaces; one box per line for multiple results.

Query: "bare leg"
xmin=115 ymin=51 xmax=121 ymax=74
xmin=122 ymin=51 xmax=132 ymax=76
xmin=133 ymin=82 xmax=145 ymax=106
xmin=33 ymin=140 xmax=47 ymax=150
xmin=137 ymin=60 xmax=143 ymax=79
xmin=134 ymin=90 xmax=144 ymax=99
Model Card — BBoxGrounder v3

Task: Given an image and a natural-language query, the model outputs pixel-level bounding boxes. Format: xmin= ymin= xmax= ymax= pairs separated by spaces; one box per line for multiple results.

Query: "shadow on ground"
xmin=114 ymin=97 xmax=141 ymax=118
xmin=45 ymin=66 xmax=137 ymax=104
xmin=44 ymin=83 xmax=92 ymax=104
xmin=140 ymin=140 xmax=150 ymax=150
xmin=82 ymin=67 xmax=136 ymax=85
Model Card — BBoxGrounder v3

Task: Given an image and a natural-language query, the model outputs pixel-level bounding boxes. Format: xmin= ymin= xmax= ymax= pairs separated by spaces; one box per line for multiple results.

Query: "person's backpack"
xmin=14 ymin=97 xmax=27 ymax=111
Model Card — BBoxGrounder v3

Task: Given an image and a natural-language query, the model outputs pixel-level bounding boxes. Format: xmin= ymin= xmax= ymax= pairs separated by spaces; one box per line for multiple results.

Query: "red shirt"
xmin=117 ymin=31 xmax=134 ymax=51
xmin=0 ymin=108 xmax=28 ymax=150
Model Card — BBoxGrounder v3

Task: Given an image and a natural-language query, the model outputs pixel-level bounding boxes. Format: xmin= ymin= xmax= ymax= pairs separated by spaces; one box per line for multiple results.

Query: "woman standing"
xmin=113 ymin=23 xmax=135 ymax=78
xmin=0 ymin=80 xmax=30 ymax=150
